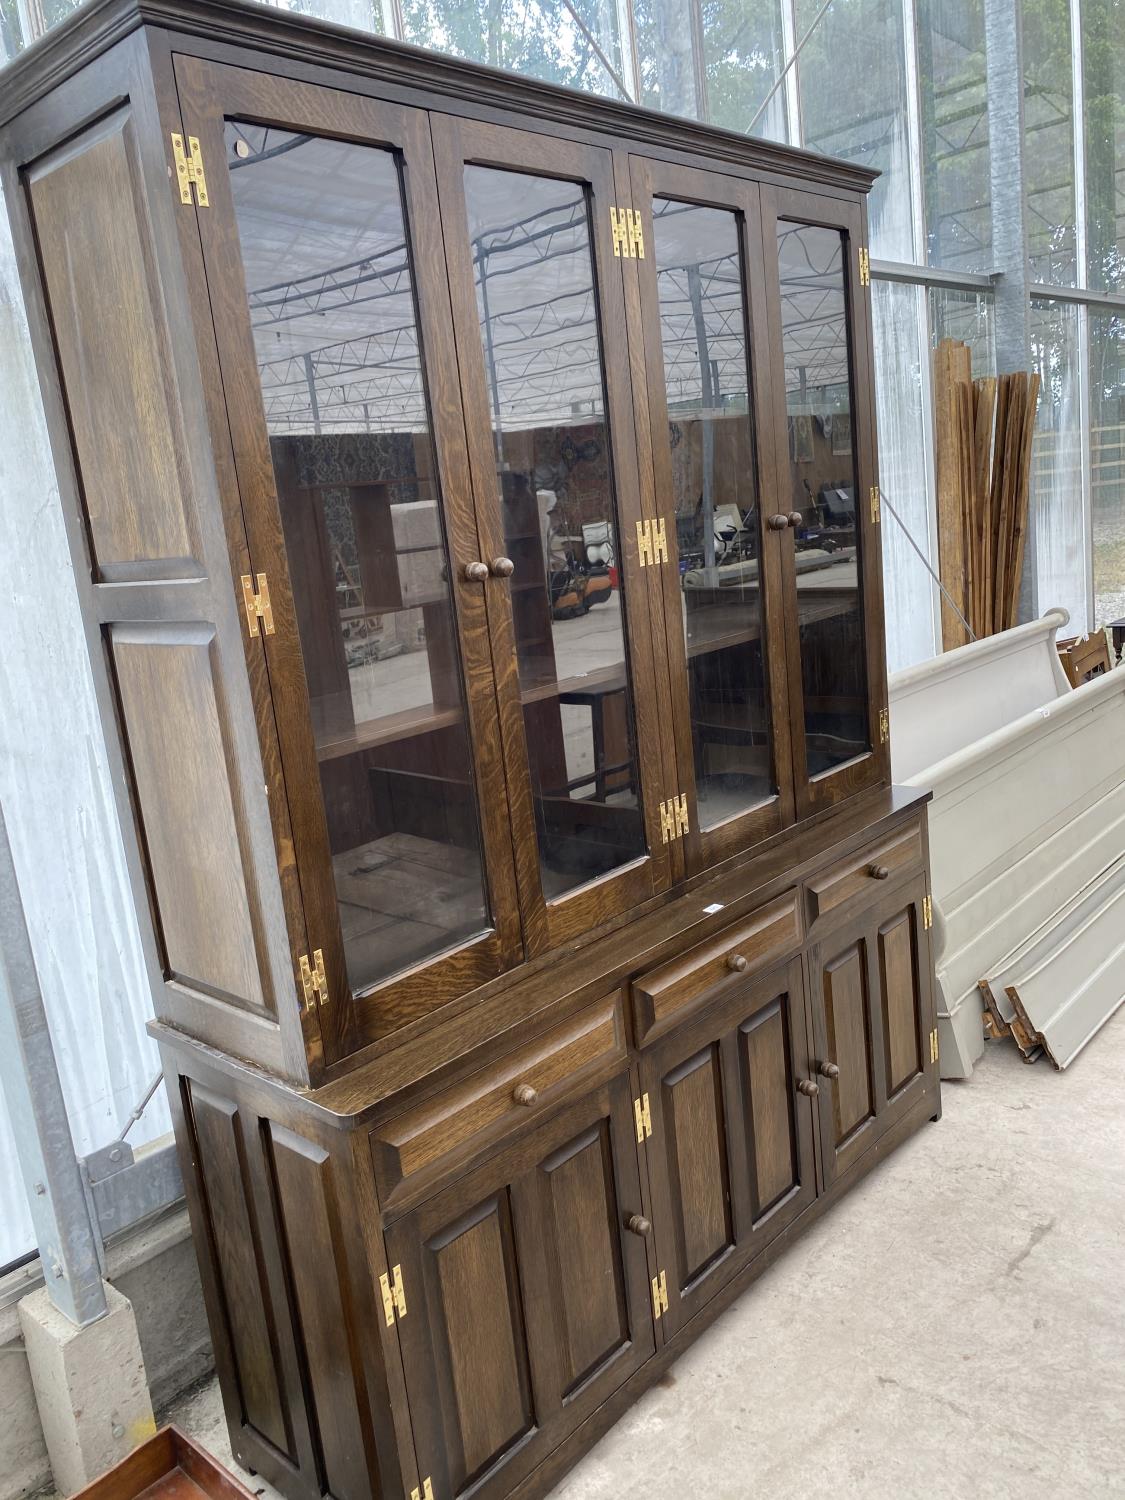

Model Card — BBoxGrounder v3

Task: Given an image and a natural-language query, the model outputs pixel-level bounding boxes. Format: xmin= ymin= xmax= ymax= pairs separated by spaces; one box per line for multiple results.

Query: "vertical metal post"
xmin=687 ymin=263 xmax=717 ymax=573
xmin=1068 ymin=0 xmax=1094 ymax=628
xmin=984 ymin=0 xmax=1035 ymax=617
xmin=779 ymin=0 xmax=803 ymax=145
xmin=0 ymin=803 xmax=107 ymax=1327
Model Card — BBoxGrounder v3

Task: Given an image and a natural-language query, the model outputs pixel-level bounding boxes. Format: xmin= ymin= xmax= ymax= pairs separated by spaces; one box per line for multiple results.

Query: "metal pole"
xmin=0 ymin=802 xmax=107 ymax=1327
xmin=687 ymin=264 xmax=718 ymax=573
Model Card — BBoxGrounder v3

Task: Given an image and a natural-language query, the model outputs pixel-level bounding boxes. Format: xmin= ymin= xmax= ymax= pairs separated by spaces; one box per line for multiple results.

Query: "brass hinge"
xmin=870 ymin=485 xmax=881 ymax=524
xmin=610 ymin=204 xmax=645 ymax=259
xmin=241 ymin=573 xmax=275 ymax=637
xmin=410 ymin=1481 xmax=434 ymax=1500
xmin=858 ymin=246 xmax=870 ymax=287
xmin=879 ymin=707 xmax=890 ymax=745
xmin=659 ymin=793 xmax=689 ymax=845
xmin=929 ymin=1027 xmax=939 ymax=1064
xmin=923 ymin=893 xmax=933 ymax=930
xmin=634 ymin=1092 xmax=652 ymax=1142
xmin=171 ymin=132 xmax=209 ymax=207
xmin=636 ymin=516 xmax=669 ymax=567
xmin=651 ymin=1269 xmax=669 ymax=1320
xmin=379 ymin=1263 xmax=407 ymax=1326
xmin=298 ymin=949 xmax=328 ymax=1011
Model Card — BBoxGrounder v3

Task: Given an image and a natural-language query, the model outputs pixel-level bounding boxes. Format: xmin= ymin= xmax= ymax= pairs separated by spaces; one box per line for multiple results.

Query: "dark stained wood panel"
xmin=267 ymin=1126 xmax=375 ymax=1500
xmin=631 ymin=891 xmax=801 ymax=1044
xmin=187 ymin=1085 xmax=289 ymax=1456
xmin=370 ymin=996 xmax=623 ymax=1205
xmin=431 ymin=1194 xmax=534 ymax=1490
xmin=822 ymin=941 xmax=874 ymax=1146
xmin=740 ymin=999 xmax=797 ymax=1218
xmin=110 ymin=624 xmax=274 ymax=1017
xmin=538 ymin=1122 xmax=628 ymax=1397
xmin=664 ymin=1046 xmax=732 ymax=1286
xmin=879 ymin=907 xmax=922 ymax=1098
xmin=27 ymin=107 xmax=201 ymax=581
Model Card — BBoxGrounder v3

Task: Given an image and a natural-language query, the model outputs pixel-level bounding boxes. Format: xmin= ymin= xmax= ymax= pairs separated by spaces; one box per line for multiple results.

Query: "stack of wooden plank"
xmin=933 ymin=338 xmax=1040 ymax=649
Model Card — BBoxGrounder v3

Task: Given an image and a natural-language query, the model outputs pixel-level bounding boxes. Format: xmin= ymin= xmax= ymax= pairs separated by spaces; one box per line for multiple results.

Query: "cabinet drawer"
xmin=631 ymin=890 xmax=801 ymax=1045
xmin=806 ymin=823 xmax=923 ymax=928
xmin=370 ymin=995 xmax=625 ymax=1206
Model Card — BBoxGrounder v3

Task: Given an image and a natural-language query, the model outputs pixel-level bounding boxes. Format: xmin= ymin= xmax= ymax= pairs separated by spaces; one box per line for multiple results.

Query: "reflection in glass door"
xmin=462 ymin=166 xmax=647 ymax=899
xmin=649 ymin=198 xmax=774 ymax=829
xmin=225 ymin=125 xmax=491 ymax=994
xmin=775 ymin=220 xmax=869 ymax=775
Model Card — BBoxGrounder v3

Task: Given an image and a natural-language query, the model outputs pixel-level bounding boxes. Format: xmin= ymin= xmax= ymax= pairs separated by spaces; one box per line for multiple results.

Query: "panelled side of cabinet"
xmin=163 ymin=1044 xmax=412 ymax=1500
xmin=8 ymin=31 xmax=310 ymax=1080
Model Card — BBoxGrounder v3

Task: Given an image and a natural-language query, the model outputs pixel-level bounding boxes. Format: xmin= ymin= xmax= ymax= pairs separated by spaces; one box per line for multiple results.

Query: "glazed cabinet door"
xmin=173 ymin=58 xmax=523 ymax=1063
xmin=759 ymin=186 xmax=888 ymax=819
xmin=638 ymin=957 xmax=817 ymax=1340
xmin=385 ymin=1075 xmax=654 ymax=1500
xmin=430 ymin=116 xmax=675 ymax=956
xmin=808 ymin=876 xmax=934 ymax=1187
xmin=624 ymin=155 xmax=795 ymax=877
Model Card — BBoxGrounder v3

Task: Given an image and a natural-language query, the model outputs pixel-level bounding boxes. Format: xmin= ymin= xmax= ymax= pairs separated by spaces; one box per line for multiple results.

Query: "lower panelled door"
xmin=639 ymin=957 xmax=818 ymax=1341
xmin=808 ymin=875 xmax=934 ymax=1187
xmin=384 ymin=1074 xmax=653 ymax=1500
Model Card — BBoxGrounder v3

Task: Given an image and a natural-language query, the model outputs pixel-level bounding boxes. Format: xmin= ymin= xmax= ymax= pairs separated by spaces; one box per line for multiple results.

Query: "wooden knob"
xmin=788 ymin=511 xmax=803 ymax=527
xmin=868 ymin=863 xmax=890 ymax=880
xmin=463 ymin=561 xmax=489 ymax=582
xmin=512 ymin=1083 xmax=538 ymax=1107
xmin=817 ymin=1060 xmax=840 ymax=1080
xmin=726 ymin=953 xmax=749 ymax=973
xmin=627 ymin=1214 xmax=651 ymax=1236
xmin=767 ymin=513 xmax=789 ymax=531
xmin=796 ymin=1079 xmax=819 ymax=1097
xmin=490 ymin=556 xmax=515 ymax=578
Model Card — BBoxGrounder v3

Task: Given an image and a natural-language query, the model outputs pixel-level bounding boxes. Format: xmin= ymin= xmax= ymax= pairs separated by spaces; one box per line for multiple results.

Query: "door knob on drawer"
xmin=767 ymin=513 xmax=789 ymax=531
xmin=817 ymin=1060 xmax=840 ymax=1080
xmin=868 ymin=863 xmax=891 ymax=880
xmin=627 ymin=1214 xmax=651 ymax=1236
xmin=463 ymin=560 xmax=490 ymax=582
xmin=512 ymin=1083 xmax=538 ymax=1107
xmin=490 ymin=556 xmax=516 ymax=577
xmin=796 ymin=1078 xmax=819 ymax=1097
xmin=787 ymin=511 xmax=803 ymax=527
xmin=726 ymin=953 xmax=749 ymax=973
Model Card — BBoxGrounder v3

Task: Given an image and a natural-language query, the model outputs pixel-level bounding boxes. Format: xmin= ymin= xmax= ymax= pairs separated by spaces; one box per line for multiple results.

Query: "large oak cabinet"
xmin=1 ymin=5 xmax=940 ymax=1496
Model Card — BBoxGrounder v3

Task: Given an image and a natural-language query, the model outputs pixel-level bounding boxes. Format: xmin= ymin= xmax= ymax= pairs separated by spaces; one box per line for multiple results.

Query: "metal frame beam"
xmin=0 ymin=802 xmax=107 ymax=1327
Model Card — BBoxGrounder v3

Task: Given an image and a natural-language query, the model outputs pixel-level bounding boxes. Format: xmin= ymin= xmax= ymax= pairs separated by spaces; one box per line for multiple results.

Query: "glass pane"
xmin=226 ymin=124 xmax=490 ymax=994
xmin=917 ymin=0 xmax=992 ymax=273
xmin=776 ymin=219 xmax=868 ymax=774
xmin=1030 ymin=297 xmax=1088 ymax=628
xmin=1024 ymin=0 xmax=1077 ymax=285
xmin=400 ymin=0 xmax=629 ymax=98
xmin=462 ymin=165 xmax=646 ymax=898
xmin=1091 ymin=308 xmax=1125 ymax=626
xmin=795 ymin=0 xmax=914 ymax=261
xmin=872 ymin=280 xmax=936 ymax=673
xmin=1083 ymin=0 xmax=1125 ymax=294
xmin=650 ymin=199 xmax=774 ymax=828
xmin=701 ymin=0 xmax=790 ymax=141
xmin=634 ymin=0 xmax=703 ymax=117
xmin=929 ymin=284 xmax=996 ymax=369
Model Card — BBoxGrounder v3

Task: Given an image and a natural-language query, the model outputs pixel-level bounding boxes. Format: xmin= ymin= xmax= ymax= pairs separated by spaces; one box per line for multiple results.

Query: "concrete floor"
xmin=163 ymin=1011 xmax=1125 ymax=1499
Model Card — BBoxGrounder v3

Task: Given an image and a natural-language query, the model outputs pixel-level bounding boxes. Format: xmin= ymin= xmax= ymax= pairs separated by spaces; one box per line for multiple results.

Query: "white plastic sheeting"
xmin=872 ymin=279 xmax=940 ymax=673
xmin=0 ymin=180 xmax=167 ymax=1269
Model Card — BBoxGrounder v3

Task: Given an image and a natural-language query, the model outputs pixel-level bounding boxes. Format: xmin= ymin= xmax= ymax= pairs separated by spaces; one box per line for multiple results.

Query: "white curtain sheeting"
xmin=1031 ymin=298 xmax=1090 ymax=630
xmin=873 ymin=280 xmax=939 ymax=672
xmin=0 ymin=180 xmax=167 ymax=1269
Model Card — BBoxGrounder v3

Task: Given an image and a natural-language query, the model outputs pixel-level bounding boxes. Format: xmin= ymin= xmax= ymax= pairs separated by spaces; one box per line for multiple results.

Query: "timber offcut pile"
xmin=933 ymin=338 xmax=1040 ymax=650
